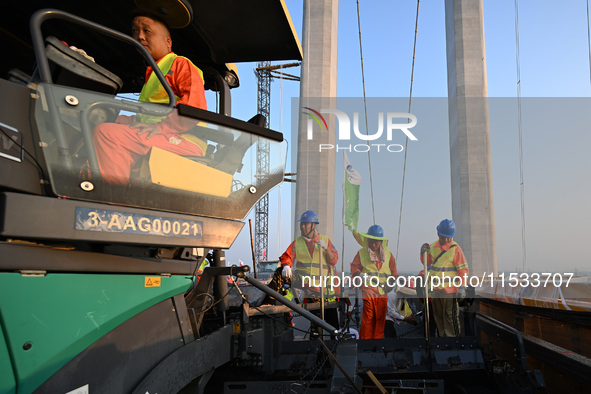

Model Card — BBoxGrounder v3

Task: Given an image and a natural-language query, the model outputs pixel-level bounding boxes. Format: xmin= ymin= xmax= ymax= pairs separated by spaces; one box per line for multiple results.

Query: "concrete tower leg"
xmin=295 ymin=0 xmax=339 ymax=240
xmin=445 ymin=0 xmax=497 ymax=276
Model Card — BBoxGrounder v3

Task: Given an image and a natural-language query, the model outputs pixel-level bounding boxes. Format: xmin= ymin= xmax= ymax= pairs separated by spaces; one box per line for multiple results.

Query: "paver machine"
xmin=0 ymin=1 xmax=302 ymax=392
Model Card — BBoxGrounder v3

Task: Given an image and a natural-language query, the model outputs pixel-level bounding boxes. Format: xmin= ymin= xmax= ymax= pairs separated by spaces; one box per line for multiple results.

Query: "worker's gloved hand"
xmin=316 ymin=240 xmax=327 ymax=250
xmin=420 ymin=243 xmax=430 ymax=255
xmin=457 ymin=286 xmax=467 ymax=299
xmin=282 ymin=265 xmax=292 ymax=278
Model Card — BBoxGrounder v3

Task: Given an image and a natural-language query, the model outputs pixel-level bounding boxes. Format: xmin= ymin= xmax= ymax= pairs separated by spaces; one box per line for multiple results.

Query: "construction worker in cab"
xmin=420 ymin=219 xmax=469 ymax=337
xmin=280 ymin=210 xmax=340 ymax=330
xmin=350 ymin=225 xmax=398 ymax=339
xmin=93 ymin=9 xmax=207 ymax=184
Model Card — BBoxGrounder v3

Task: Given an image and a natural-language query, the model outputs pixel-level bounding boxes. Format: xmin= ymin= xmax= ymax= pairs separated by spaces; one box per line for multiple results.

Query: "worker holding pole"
xmin=280 ymin=210 xmax=340 ymax=335
xmin=420 ymin=219 xmax=469 ymax=337
xmin=350 ymin=225 xmax=398 ymax=339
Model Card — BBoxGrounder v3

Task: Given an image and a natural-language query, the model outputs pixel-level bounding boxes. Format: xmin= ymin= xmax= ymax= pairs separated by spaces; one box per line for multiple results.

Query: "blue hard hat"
xmin=437 ymin=219 xmax=455 ymax=237
xmin=299 ymin=210 xmax=319 ymax=224
xmin=367 ymin=224 xmax=384 ymax=238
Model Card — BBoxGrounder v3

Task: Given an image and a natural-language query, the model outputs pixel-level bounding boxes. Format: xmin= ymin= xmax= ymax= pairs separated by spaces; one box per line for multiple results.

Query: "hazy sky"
xmin=222 ymin=0 xmax=591 ymax=275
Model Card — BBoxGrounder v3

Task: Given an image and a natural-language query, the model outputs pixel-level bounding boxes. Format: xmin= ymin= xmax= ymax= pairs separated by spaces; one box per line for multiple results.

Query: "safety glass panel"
xmin=33 ymin=83 xmax=285 ymax=220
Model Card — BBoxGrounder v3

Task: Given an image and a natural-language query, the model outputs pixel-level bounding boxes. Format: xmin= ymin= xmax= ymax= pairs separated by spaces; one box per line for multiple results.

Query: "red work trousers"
xmin=360 ymin=296 xmax=388 ymax=339
xmin=93 ymin=122 xmax=203 ymax=184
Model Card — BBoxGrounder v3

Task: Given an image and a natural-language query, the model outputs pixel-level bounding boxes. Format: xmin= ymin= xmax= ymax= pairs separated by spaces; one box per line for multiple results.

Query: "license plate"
xmin=75 ymin=207 xmax=202 ymax=239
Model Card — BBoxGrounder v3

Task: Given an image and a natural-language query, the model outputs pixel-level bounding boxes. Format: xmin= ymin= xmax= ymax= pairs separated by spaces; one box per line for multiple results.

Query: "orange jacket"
xmin=351 ymin=248 xmax=398 ymax=297
xmin=280 ymin=233 xmax=339 ymax=268
xmin=420 ymin=239 xmax=468 ymax=294
xmin=143 ymin=53 xmax=207 ymax=134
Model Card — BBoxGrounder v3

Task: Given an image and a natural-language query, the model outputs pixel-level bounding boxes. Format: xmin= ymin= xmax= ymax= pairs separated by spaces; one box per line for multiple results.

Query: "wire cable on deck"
xmin=395 ymin=0 xmax=421 ymax=260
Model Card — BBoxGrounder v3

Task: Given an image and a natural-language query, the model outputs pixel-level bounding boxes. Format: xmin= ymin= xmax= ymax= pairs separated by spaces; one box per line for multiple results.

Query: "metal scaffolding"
xmin=254 ymin=62 xmax=300 ymax=269
xmin=255 ymin=61 xmax=271 ymax=267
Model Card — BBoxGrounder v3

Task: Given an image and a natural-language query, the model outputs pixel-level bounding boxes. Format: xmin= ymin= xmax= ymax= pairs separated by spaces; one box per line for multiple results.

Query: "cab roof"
xmin=2 ymin=0 xmax=302 ymax=92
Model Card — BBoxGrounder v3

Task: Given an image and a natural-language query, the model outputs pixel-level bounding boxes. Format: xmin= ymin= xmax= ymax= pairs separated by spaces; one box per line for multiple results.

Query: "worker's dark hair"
xmin=131 ymin=8 xmax=171 ymax=32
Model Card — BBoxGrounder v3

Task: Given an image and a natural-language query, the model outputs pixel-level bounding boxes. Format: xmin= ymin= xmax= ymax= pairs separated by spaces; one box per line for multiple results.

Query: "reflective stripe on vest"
xmin=427 ymin=241 xmax=458 ymax=290
xmin=359 ymin=246 xmax=392 ymax=295
xmin=294 ymin=235 xmax=331 ymax=275
xmin=136 ymin=53 xmax=204 ymax=124
xmin=294 ymin=235 xmax=335 ymax=296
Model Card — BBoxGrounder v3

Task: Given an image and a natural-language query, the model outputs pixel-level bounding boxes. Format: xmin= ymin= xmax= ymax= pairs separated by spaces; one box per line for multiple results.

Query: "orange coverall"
xmin=93 ymin=54 xmax=207 ymax=184
xmin=350 ymin=250 xmax=398 ymax=339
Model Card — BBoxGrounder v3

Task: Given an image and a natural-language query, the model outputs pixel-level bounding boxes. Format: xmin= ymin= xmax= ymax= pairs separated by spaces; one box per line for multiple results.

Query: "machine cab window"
xmin=14 ymin=7 xmax=296 ymax=222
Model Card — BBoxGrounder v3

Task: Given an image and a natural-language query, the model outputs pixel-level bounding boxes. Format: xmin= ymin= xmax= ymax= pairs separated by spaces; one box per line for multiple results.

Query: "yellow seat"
xmin=140 ymin=147 xmax=232 ymax=197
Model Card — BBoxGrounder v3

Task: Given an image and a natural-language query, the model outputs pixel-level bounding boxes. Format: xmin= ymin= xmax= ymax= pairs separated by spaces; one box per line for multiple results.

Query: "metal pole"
xmin=319 ymin=242 xmax=325 ymax=338
xmin=316 ymin=338 xmax=363 ymax=394
xmin=249 ymin=219 xmax=257 ymax=278
xmin=423 ymin=250 xmax=430 ymax=343
xmin=213 ymin=249 xmax=229 ymax=314
xmin=341 ymin=223 xmax=345 ymax=277
xmin=238 ymin=272 xmax=338 ymax=335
